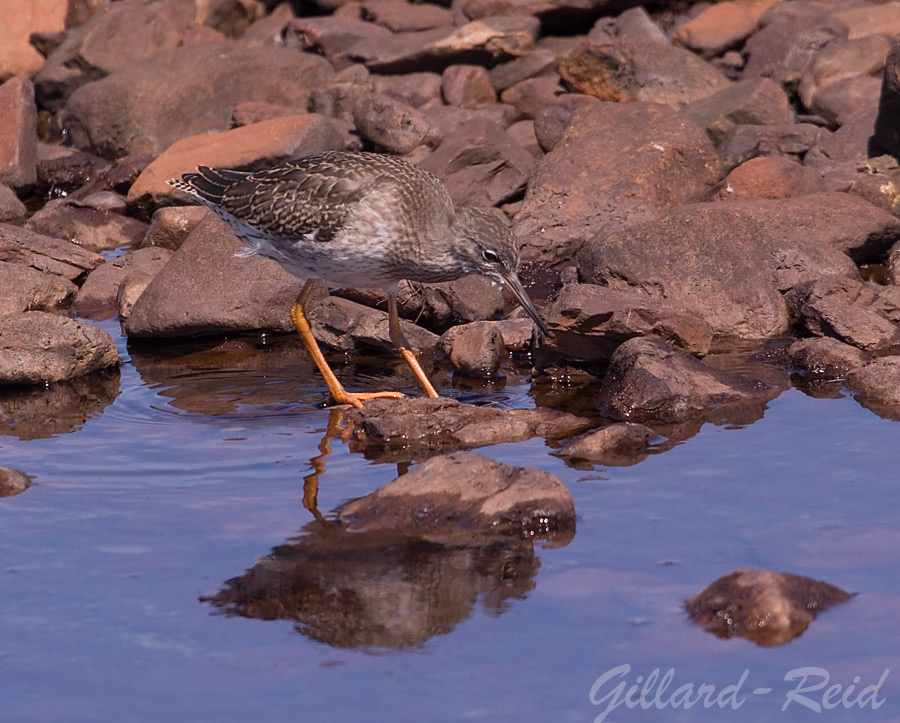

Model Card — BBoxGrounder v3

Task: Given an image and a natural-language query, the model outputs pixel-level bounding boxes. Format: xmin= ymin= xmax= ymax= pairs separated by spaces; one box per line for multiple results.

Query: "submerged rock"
xmin=0 ymin=467 xmax=31 ymax=497
xmin=556 ymin=422 xmax=656 ymax=468
xmin=685 ymin=568 xmax=853 ymax=647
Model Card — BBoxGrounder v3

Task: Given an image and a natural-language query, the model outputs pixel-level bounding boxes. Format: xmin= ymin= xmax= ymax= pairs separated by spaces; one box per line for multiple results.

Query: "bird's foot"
xmin=328 ymin=389 xmax=407 ymax=409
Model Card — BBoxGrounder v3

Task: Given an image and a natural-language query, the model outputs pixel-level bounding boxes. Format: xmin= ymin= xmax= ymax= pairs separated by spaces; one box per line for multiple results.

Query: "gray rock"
xmin=557 ymin=422 xmax=656 ymax=467
xmin=0 ymin=467 xmax=31 ymax=497
xmin=352 ymin=92 xmax=441 ymax=155
xmin=0 ymin=261 xmax=77 ymax=316
xmin=75 ymin=247 xmax=173 ymax=320
xmin=0 ymin=224 xmax=103 ymax=281
xmin=25 ymin=201 xmax=149 ymax=253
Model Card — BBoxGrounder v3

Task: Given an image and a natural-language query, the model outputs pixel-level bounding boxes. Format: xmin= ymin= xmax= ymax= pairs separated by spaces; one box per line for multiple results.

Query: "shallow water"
xmin=1 ymin=318 xmax=898 ymax=722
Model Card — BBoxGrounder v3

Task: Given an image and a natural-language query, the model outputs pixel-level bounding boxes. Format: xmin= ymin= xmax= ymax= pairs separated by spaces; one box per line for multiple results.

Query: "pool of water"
xmin=1 ymin=319 xmax=897 ymax=722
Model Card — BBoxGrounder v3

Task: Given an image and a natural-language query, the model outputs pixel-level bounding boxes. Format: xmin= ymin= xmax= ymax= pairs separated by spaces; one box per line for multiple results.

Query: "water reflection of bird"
xmin=169 ymin=151 xmax=547 ymax=408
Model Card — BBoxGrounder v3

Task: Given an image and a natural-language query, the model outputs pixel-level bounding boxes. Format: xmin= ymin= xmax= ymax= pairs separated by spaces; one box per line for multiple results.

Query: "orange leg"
xmin=290 ymin=280 xmax=405 ymax=408
xmin=388 ymin=294 xmax=439 ymax=398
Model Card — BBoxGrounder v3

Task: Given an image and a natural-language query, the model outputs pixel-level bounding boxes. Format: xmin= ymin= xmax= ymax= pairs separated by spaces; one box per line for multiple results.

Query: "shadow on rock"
xmin=0 ymin=368 xmax=120 ymax=439
xmin=685 ymin=568 xmax=853 ymax=647
xmin=202 ymin=453 xmax=574 ymax=649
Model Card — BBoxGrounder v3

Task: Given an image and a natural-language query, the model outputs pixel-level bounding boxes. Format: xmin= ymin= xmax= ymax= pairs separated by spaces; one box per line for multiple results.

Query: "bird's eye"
xmin=482 ymin=249 xmax=501 ymax=264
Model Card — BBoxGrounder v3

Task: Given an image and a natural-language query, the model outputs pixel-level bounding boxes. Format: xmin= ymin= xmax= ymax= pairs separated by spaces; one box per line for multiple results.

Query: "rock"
xmin=721 ymin=122 xmax=828 ymax=171
xmin=35 ymin=143 xmax=113 ymax=198
xmin=874 ymin=40 xmax=900 ymax=159
xmin=556 ymin=422 xmax=656 ymax=467
xmin=805 ymin=108 xmax=877 ymax=175
xmin=438 ymin=322 xmax=506 ymax=378
xmin=343 ymin=396 xmax=591 ymax=462
xmin=0 ymin=76 xmax=37 ymax=191
xmin=0 ymin=261 xmax=77 ymax=316
xmin=685 ymin=568 xmax=852 ymax=647
xmin=288 ymin=15 xmax=394 ymax=71
xmin=505 ymin=119 xmax=541 ymax=157
xmin=788 ymin=337 xmax=871 ymax=380
xmin=799 ymin=35 xmax=891 ymax=113
xmin=613 ymin=6 xmax=668 ymax=45
xmin=488 ymin=49 xmax=556 ymax=92
xmin=833 ymin=3 xmax=900 ymax=40
xmin=847 ymin=357 xmax=900 ymax=419
xmin=498 ymin=73 xmax=566 ymax=120
xmin=0 ymin=184 xmax=26 ymax=223
xmin=514 ymin=102 xmax=721 ymax=268
xmin=351 ymin=92 xmax=441 ymax=155
xmin=308 ymin=295 xmax=439 ymax=357
xmin=25 ymin=201 xmax=149 ymax=253
xmin=127 ymin=114 xmax=346 ymax=217
xmin=59 ymin=42 xmax=334 ymax=159
xmin=75 ymin=247 xmax=173 ymax=319
xmin=399 ymin=275 xmax=508 ymax=332
xmin=597 ymin=338 xmax=775 ymax=425
xmin=423 ymin=103 xmax=518 ymax=138
xmin=537 ymin=283 xmax=713 ymax=372
xmin=580 ymin=194 xmax=893 ymax=342
xmin=810 ymin=75 xmax=882 ymax=129
xmin=124 ymin=213 xmax=306 ymax=338
xmin=349 ymin=1 xmax=455 ymax=34
xmin=712 ymin=156 xmax=824 ymax=201
xmin=0 ymin=467 xmax=31 ymax=497
xmin=372 ymin=72 xmax=443 ymax=108
xmin=558 ymin=38 xmax=730 ymax=106
xmin=0 ymin=311 xmax=120 ymax=385
xmin=418 ymin=118 xmax=535 ymax=208
xmin=339 ymin=451 xmax=575 ymax=538
xmin=441 ymin=64 xmax=497 ymax=108
xmin=679 ymin=76 xmax=793 ymax=147
xmin=788 ymin=276 xmax=900 ymax=352
xmin=0 ymin=223 xmax=103 ymax=281
xmin=674 ymin=1 xmax=771 ymax=57
xmin=0 ymin=0 xmax=67 ymax=78
xmin=141 ymin=205 xmax=208 ymax=251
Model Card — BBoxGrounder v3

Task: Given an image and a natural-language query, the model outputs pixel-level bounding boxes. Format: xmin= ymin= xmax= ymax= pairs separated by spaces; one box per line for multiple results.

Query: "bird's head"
xmin=453 ymin=207 xmax=548 ymax=336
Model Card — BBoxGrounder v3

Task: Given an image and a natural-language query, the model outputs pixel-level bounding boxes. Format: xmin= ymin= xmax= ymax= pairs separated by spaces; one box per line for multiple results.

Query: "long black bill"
xmin=504 ymin=273 xmax=549 ymax=337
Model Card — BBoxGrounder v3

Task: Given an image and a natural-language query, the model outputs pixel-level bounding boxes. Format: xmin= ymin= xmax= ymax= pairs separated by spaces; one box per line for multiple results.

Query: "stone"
xmin=372 ymin=72 xmax=443 ymax=108
xmin=339 ymin=451 xmax=575 ymax=538
xmin=712 ymin=156 xmax=824 ymax=201
xmin=127 ymin=115 xmax=345 ymax=217
xmin=438 ymin=322 xmax=506 ymax=378
xmin=25 ymin=201 xmax=149 ymax=253
xmin=0 ymin=311 xmax=119 ymax=385
xmin=0 ymin=76 xmax=37 ymax=190
xmin=674 ymin=1 xmax=771 ymax=57
xmin=0 ymin=0 xmax=67 ymax=78
xmin=75 ymin=246 xmax=173 ymax=319
xmin=499 ymin=73 xmax=566 ymax=120
xmin=418 ymin=119 xmax=535 ymax=208
xmin=556 ymin=422 xmax=656 ymax=468
xmin=847 ymin=357 xmax=900 ymax=419
xmin=141 ymin=205 xmax=208 ymax=251
xmin=798 ymin=35 xmax=891 ymax=112
xmin=597 ymin=338 xmax=775 ymax=425
xmin=441 ymin=64 xmax=497 ymax=108
xmin=833 ymin=3 xmax=900 ymax=40
xmin=124 ymin=213 xmax=307 ymax=338
xmin=488 ymin=49 xmax=556 ymax=92
xmin=352 ymin=92 xmax=441 ymax=155
xmin=59 ymin=42 xmax=334 ymax=159
xmin=686 ymin=568 xmax=852 ymax=647
xmin=0 ymin=223 xmax=103 ymax=281
xmin=788 ymin=337 xmax=871 ymax=380
xmin=350 ymin=1 xmax=455 ymax=33
xmin=0 ymin=467 xmax=31 ymax=497
xmin=810 ymin=75 xmax=882 ymax=129
xmin=721 ymin=122 xmax=828 ymax=171
xmin=874 ymin=40 xmax=900 ymax=158
xmin=0 ymin=261 xmax=77 ymax=316
xmin=514 ymin=101 xmax=721 ymax=268
xmin=0 ymin=184 xmax=26 ymax=223
xmin=35 ymin=143 xmax=113 ymax=197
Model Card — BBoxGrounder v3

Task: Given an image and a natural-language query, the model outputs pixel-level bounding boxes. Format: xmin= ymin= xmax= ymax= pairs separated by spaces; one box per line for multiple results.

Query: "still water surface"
xmin=1 ymin=320 xmax=897 ymax=722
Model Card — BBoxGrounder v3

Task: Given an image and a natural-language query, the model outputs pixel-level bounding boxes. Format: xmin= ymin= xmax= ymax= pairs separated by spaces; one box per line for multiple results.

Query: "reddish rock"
xmin=0 ymin=311 xmax=119 ymax=385
xmin=0 ymin=0 xmax=67 ymax=78
xmin=288 ymin=15 xmax=393 ymax=71
xmin=674 ymin=1 xmax=771 ymax=57
xmin=833 ymin=4 xmax=900 ymax=40
xmin=141 ymin=205 xmax=208 ymax=251
xmin=0 ymin=261 xmax=76 ymax=316
xmin=0 ymin=467 xmax=31 ymax=497
xmin=0 ymin=223 xmax=103 ymax=281
xmin=438 ymin=322 xmax=506 ymax=378
xmin=488 ymin=49 xmax=556 ymax=92
xmin=441 ymin=64 xmax=497 ymax=108
xmin=810 ymin=75 xmax=882 ymax=128
xmin=686 ymin=568 xmax=852 ymax=647
xmin=847 ymin=357 xmax=900 ymax=419
xmin=352 ymin=92 xmax=441 ymax=155
xmin=0 ymin=184 xmax=26 ymax=223
xmin=799 ymin=35 xmax=890 ymax=112
xmin=514 ymin=101 xmax=721 ymax=268
xmin=423 ymin=103 xmax=518 ymax=139
xmin=788 ymin=336 xmax=871 ymax=380
xmin=35 ymin=143 xmax=113 ymax=198
xmin=0 ymin=76 xmax=37 ymax=190
xmin=721 ymin=122 xmax=829 ymax=171
xmin=372 ymin=72 xmax=443 ymax=108
xmin=75 ymin=247 xmax=173 ymax=319
xmin=556 ymin=422 xmax=656 ymax=467
xmin=349 ymin=1 xmax=455 ymax=33
xmin=499 ymin=73 xmax=566 ymax=120
xmin=713 ymin=156 xmax=824 ymax=201
xmin=25 ymin=200 xmax=149 ymax=253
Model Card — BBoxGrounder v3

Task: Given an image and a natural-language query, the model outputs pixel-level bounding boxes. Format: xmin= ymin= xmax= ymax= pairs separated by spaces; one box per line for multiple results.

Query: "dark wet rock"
xmin=0 ymin=223 xmax=103 ymax=281
xmin=558 ymin=38 xmax=729 ymax=106
xmin=59 ymin=42 xmax=334 ymax=159
xmin=0 ymin=311 xmax=119 ymax=385
xmin=352 ymin=92 xmax=441 ymax=155
xmin=371 ymin=72 xmax=443 ymax=109
xmin=33 ymin=0 xmax=206 ymax=112
xmin=556 ymin=422 xmax=655 ymax=468
xmin=340 ymin=452 xmax=574 ymax=539
xmin=124 ymin=214 xmax=306 ymax=338
xmin=348 ymin=16 xmax=540 ymax=74
xmin=141 ymin=205 xmax=208 ymax=251
xmin=721 ymin=122 xmax=829 ymax=172
xmin=580 ymin=194 xmax=891 ymax=342
xmin=309 ymin=295 xmax=439 ymax=357
xmin=438 ymin=322 xmax=506 ymax=379
xmin=673 ymin=1 xmax=766 ymax=57
xmin=75 ymin=247 xmax=173 ymax=320
xmin=847 ymin=357 xmax=900 ymax=419
xmin=0 ymin=261 xmax=76 ymax=316
xmin=418 ymin=119 xmax=535 ymax=208
xmin=789 ymin=337 xmax=872 ymax=381
xmin=0 ymin=76 xmax=37 ymax=191
xmin=488 ymin=49 xmax=556 ymax=93
xmin=127 ymin=114 xmax=346 ymax=216
xmin=597 ymin=338 xmax=775 ymax=425
xmin=743 ymin=12 xmax=848 ymax=91
xmin=0 ymin=184 xmax=26 ymax=224
xmin=685 ymin=568 xmax=853 ymax=647
xmin=0 ymin=467 xmax=31 ymax=496
xmin=711 ymin=156 xmax=824 ymax=201
xmin=441 ymin=64 xmax=497 ymax=108
xmin=24 ymin=200 xmax=149 ymax=253
xmin=788 ymin=276 xmax=900 ymax=353
xmin=514 ymin=102 xmax=721 ymax=268
xmin=398 ymin=275 xmax=508 ymax=333
xmin=343 ymin=396 xmax=591 ymax=462
xmin=0 ymin=368 xmax=120 ymax=439
xmin=538 ymin=284 xmax=713 ymax=373
xmin=874 ymin=39 xmax=900 ymax=159
xmin=492 ymin=318 xmax=536 ymax=352
xmin=679 ymin=77 xmax=793 ymax=147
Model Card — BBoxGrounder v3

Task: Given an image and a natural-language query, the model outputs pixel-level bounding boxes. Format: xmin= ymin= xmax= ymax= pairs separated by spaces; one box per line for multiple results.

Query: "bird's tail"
xmin=166 ymin=166 xmax=249 ymax=204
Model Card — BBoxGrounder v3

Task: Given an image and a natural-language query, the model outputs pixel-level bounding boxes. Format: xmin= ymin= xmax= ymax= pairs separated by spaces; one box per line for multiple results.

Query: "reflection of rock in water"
xmin=685 ymin=568 xmax=853 ymax=647
xmin=204 ymin=453 xmax=575 ymax=649
xmin=203 ymin=531 xmax=539 ymax=649
xmin=0 ymin=368 xmax=120 ymax=439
